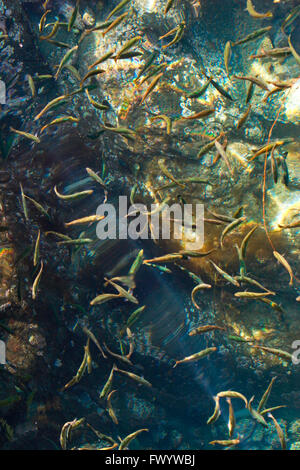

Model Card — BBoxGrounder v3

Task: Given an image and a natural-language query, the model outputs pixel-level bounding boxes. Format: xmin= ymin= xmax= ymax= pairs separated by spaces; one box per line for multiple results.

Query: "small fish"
xmin=65 ymin=214 xmax=105 ymax=227
xmin=57 ymin=238 xmax=93 ymax=246
xmin=214 ymin=140 xmax=234 ymax=177
xmin=281 ymin=5 xmax=300 ymax=32
xmin=180 ymin=107 xmax=215 ymax=121
xmin=173 ymin=347 xmax=217 ymax=368
xmin=10 ymin=127 xmax=40 ymax=144
xmin=60 ymin=419 xmax=83 ymax=450
xmin=158 ymin=159 xmax=185 ymax=188
xmin=80 ymin=68 xmax=105 ymax=87
xmin=103 ymin=342 xmax=132 ymax=366
xmin=224 ymin=41 xmax=232 ymax=78
xmin=90 ymin=293 xmax=122 ymax=306
xmin=209 ymin=439 xmax=240 ymax=447
xmin=246 ymin=0 xmax=273 ymax=19
xmin=228 ymin=335 xmax=254 ymax=343
xmin=139 ymin=72 xmax=163 ymax=105
xmin=114 ymin=36 xmax=142 ymax=61
xmin=247 ymin=396 xmax=269 ymax=427
xmin=191 ymin=283 xmax=212 ymax=310
xmin=40 ymin=19 xmax=60 ymax=40
xmin=54 ymin=185 xmax=93 ymax=200
xmin=209 ymin=260 xmax=240 ymax=287
xmin=273 ymin=251 xmax=294 ymax=286
xmin=232 ymin=26 xmax=272 ymax=47
xmin=268 ymin=413 xmax=286 ymax=450
xmin=187 ymin=76 xmax=213 ymax=99
xmin=27 ymin=74 xmax=36 ymax=98
xmin=45 ymin=39 xmax=72 ymax=49
xmin=135 ymin=51 xmax=159 ymax=82
xmin=34 ymin=95 xmax=68 ymax=121
xmin=20 ymin=183 xmax=28 ymax=221
xmin=114 ymin=366 xmax=152 ymax=387
xmin=233 ymin=75 xmax=269 ymax=91
xmin=288 ymin=35 xmax=300 ymax=66
xmin=85 ymin=90 xmax=110 ymax=111
xmin=251 ymin=345 xmax=292 ymax=362
xmin=207 ymin=396 xmax=221 ymax=425
xmin=32 ymin=260 xmax=44 ymax=300
xmin=189 ymin=325 xmax=225 ymax=336
xmin=220 ymin=216 xmax=246 ymax=248
xmin=128 ymin=249 xmax=144 ymax=276
xmin=107 ymin=390 xmax=118 ymax=425
xmin=235 ymin=275 xmax=273 ymax=294
xmin=197 ymin=138 xmax=219 ymax=159
xmin=234 ymin=291 xmax=274 ymax=299
xmin=55 ymin=45 xmax=78 ymax=81
xmin=279 ymin=155 xmax=289 ymax=187
xmin=257 ymin=377 xmax=277 ymax=413
xmin=100 ymin=365 xmax=116 ymax=399
xmin=86 ymin=423 xmax=117 ymax=446
xmin=237 ymin=104 xmax=251 ymax=130
xmin=24 ymin=195 xmax=49 ymax=218
xmin=164 ymin=0 xmax=176 ymax=15
xmin=162 ymin=21 xmax=186 ymax=49
xmin=246 ymin=81 xmax=254 ymax=104
xmin=33 ymin=230 xmax=41 ymax=267
xmin=88 ymin=51 xmax=115 ymax=70
xmin=40 ymin=116 xmax=79 ymax=133
xmin=227 ymin=398 xmax=236 ymax=438
xmin=105 ymin=278 xmax=138 ymax=304
xmin=144 ymin=254 xmax=184 ymax=264
xmin=102 ymin=12 xmax=129 ymax=37
xmin=68 ymin=0 xmax=80 ymax=32
xmin=203 ymin=74 xmax=234 ymax=100
xmin=119 ymin=429 xmax=148 ymax=451
xmin=39 ymin=9 xmax=51 ymax=33
xmin=150 ymin=115 xmax=172 ymax=135
xmin=217 ymin=391 xmax=248 ymax=407
xmin=86 ymin=167 xmax=107 ymax=188
xmin=82 ymin=326 xmax=107 ymax=359
xmin=278 ymin=220 xmax=300 ymax=229
xmin=105 ymin=0 xmax=131 ymax=22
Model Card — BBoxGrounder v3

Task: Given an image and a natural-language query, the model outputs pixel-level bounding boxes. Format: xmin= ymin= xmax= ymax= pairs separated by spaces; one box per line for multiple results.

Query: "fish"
xmin=40 ymin=116 xmax=79 ymax=133
xmin=104 ymin=278 xmax=138 ymax=304
xmin=189 ymin=325 xmax=225 ymax=336
xmin=65 ymin=214 xmax=105 ymax=227
xmin=135 ymin=51 xmax=159 ymax=82
xmin=60 ymin=418 xmax=84 ymax=450
xmin=34 ymin=95 xmax=69 ymax=121
xmin=268 ymin=413 xmax=286 ymax=450
xmin=234 ymin=291 xmax=274 ymax=299
xmin=279 ymin=155 xmax=289 ymax=187
xmin=33 ymin=230 xmax=40 ymax=267
xmin=57 ymin=238 xmax=93 ymax=246
xmin=246 ymin=0 xmax=273 ymax=19
xmin=173 ymin=347 xmax=217 ymax=367
xmin=68 ymin=0 xmax=80 ymax=32
xmin=278 ymin=220 xmax=300 ymax=229
xmin=150 ymin=115 xmax=172 ymax=135
xmin=32 ymin=260 xmax=44 ymax=300
xmin=86 ymin=423 xmax=117 ymax=446
xmin=209 ymin=260 xmax=240 ymax=287
xmin=24 ymin=195 xmax=49 ymax=218
xmin=180 ymin=107 xmax=215 ymax=121
xmin=281 ymin=5 xmax=300 ymax=32
xmin=250 ymin=47 xmax=291 ymax=59
xmin=39 ymin=9 xmax=51 ymax=33
xmin=86 ymin=167 xmax=107 ymax=188
xmin=164 ymin=0 xmax=176 ymax=15
xmin=235 ymin=275 xmax=274 ymax=294
xmin=257 ymin=377 xmax=277 ymax=413
xmin=232 ymin=26 xmax=272 ymax=47
xmin=288 ymin=35 xmax=300 ymax=66
xmin=187 ymin=76 xmax=213 ymax=98
xmin=209 ymin=439 xmax=240 ymax=447
xmin=214 ymin=140 xmax=234 ymax=177
xmin=144 ymin=254 xmax=184 ymax=264
xmin=207 ymin=396 xmax=221 ymax=425
xmin=139 ymin=73 xmax=163 ymax=105
xmin=10 ymin=127 xmax=40 ymax=144
xmin=217 ymin=391 xmax=248 ymax=407
xmin=45 ymin=39 xmax=72 ymax=49
xmin=203 ymin=74 xmax=234 ymax=100
xmin=227 ymin=398 xmax=236 ymax=438
xmin=228 ymin=335 xmax=254 ymax=343
xmin=158 ymin=159 xmax=185 ymax=188
xmin=233 ymin=75 xmax=269 ymax=91
xmin=88 ymin=51 xmax=115 ymax=70
xmin=249 ymin=140 xmax=287 ymax=162
xmin=100 ymin=365 xmax=116 ymax=399
xmin=55 ymin=45 xmax=78 ymax=81
xmin=40 ymin=19 xmax=60 ymax=40
xmin=27 ymin=74 xmax=36 ymax=98
xmin=251 ymin=345 xmax=293 ymax=362
xmin=246 ymin=81 xmax=254 ymax=103
xmin=80 ymin=68 xmax=105 ymax=87
xmin=161 ymin=22 xmax=186 ymax=49
xmin=90 ymin=293 xmax=122 ymax=306
xmin=136 ymin=63 xmax=167 ymax=88
xmin=114 ymin=366 xmax=152 ymax=387
xmin=54 ymin=185 xmax=93 ymax=200
xmin=197 ymin=138 xmax=219 ymax=159
xmin=220 ymin=216 xmax=246 ymax=248
xmin=119 ymin=429 xmax=149 ymax=450
xmin=128 ymin=249 xmax=144 ymax=276
xmin=103 ymin=342 xmax=132 ymax=366
xmin=224 ymin=41 xmax=232 ymax=78
xmin=107 ymin=390 xmax=118 ymax=425
xmin=191 ymin=283 xmax=212 ymax=310
xmin=82 ymin=326 xmax=107 ymax=359
xmin=247 ymin=396 xmax=269 ymax=427
xmin=20 ymin=183 xmax=28 ymax=221
xmin=114 ymin=36 xmax=142 ymax=61
xmin=102 ymin=12 xmax=129 ymax=37
xmin=105 ymin=0 xmax=131 ymax=22
xmin=237 ymin=104 xmax=251 ymax=130
xmin=273 ymin=251 xmax=294 ymax=286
